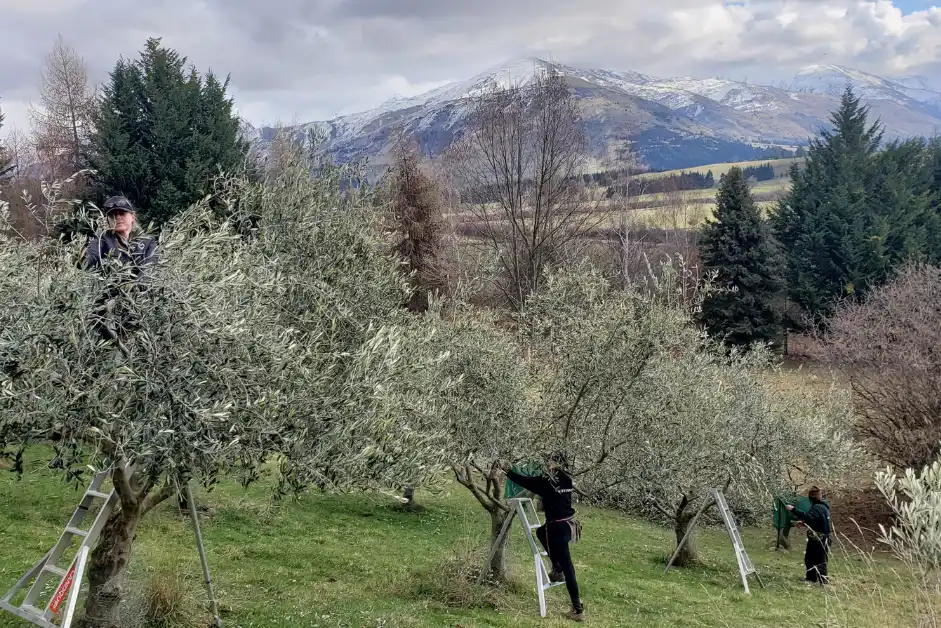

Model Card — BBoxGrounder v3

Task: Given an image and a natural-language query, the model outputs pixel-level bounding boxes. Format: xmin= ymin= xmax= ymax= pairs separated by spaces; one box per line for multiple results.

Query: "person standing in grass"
xmin=786 ymin=486 xmax=832 ymax=584
xmin=503 ymin=452 xmax=585 ymax=622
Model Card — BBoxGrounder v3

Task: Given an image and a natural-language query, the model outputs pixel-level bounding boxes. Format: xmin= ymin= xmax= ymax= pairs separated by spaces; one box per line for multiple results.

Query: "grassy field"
xmin=0 ymin=450 xmax=925 ymax=628
xmin=639 ymin=158 xmax=803 ymax=181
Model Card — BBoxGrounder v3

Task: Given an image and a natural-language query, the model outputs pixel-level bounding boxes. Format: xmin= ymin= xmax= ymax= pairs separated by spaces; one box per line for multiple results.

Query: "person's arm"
xmin=505 ymin=469 xmax=551 ymax=498
xmin=83 ymin=237 xmax=104 ymax=270
xmin=135 ymin=238 xmax=159 ymax=285
xmin=790 ymin=504 xmax=824 ymax=529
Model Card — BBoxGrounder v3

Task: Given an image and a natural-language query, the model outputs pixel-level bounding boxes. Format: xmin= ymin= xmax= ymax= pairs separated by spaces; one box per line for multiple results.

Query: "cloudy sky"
xmin=1 ymin=0 xmax=940 ymax=131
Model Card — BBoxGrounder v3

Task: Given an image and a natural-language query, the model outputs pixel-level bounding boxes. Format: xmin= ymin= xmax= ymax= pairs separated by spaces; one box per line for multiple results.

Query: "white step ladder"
xmin=481 ymin=497 xmax=566 ymax=617
xmin=0 ymin=467 xmax=119 ymax=628
xmin=664 ymin=488 xmax=764 ymax=594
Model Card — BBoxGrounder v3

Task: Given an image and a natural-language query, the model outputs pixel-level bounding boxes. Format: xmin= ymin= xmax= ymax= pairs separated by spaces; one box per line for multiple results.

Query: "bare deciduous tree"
xmin=30 ymin=35 xmax=97 ymax=176
xmin=1 ymin=125 xmax=35 ymax=182
xmin=453 ymin=71 xmax=605 ymax=307
xmin=820 ymin=263 xmax=941 ymax=471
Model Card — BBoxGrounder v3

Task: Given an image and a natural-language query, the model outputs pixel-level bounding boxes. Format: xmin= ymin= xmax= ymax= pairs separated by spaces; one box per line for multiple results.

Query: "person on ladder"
xmin=502 ymin=452 xmax=585 ymax=622
xmin=785 ymin=486 xmax=831 ymax=584
xmin=81 ymin=195 xmax=204 ymax=516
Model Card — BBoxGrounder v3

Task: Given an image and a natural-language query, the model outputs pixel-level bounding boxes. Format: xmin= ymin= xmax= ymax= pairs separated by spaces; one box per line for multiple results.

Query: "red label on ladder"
xmin=49 ymin=563 xmax=76 ymax=614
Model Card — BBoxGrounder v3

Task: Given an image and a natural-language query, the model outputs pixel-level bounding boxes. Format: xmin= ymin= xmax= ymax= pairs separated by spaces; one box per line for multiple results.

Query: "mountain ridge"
xmin=243 ymin=58 xmax=941 ymax=173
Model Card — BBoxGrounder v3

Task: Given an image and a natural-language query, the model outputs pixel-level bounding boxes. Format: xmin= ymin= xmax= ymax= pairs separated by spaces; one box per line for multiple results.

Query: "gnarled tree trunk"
xmin=76 ymin=465 xmax=173 ymax=628
xmin=76 ymin=508 xmax=141 ymax=628
xmin=673 ymin=495 xmax=700 ymax=568
xmin=452 ymin=463 xmax=511 ymax=581
xmin=402 ymin=486 xmax=416 ymax=510
xmin=488 ymin=509 xmax=511 ymax=581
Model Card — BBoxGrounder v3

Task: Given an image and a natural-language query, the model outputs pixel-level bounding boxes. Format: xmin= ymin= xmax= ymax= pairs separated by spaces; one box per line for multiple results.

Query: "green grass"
xmin=0 ymin=452 xmax=923 ymax=627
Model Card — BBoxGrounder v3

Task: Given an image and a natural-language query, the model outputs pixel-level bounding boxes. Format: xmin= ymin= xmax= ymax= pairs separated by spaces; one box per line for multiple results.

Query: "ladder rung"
xmin=19 ymin=603 xmax=43 ymax=617
xmin=528 ymin=524 xmax=541 ymax=530
xmin=87 ymin=490 xmax=111 ymax=500
xmin=42 ymin=565 xmax=66 ymax=578
xmin=65 ymin=527 xmax=88 ymax=538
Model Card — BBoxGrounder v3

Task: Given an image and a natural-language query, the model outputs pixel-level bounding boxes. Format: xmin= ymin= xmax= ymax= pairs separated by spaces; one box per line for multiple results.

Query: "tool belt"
xmin=551 ymin=517 xmax=583 ymax=543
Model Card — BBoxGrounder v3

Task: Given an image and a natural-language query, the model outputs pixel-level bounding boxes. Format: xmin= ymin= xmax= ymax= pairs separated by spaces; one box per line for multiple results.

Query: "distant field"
xmin=449 ymin=159 xmax=795 ymax=235
xmin=639 ymin=157 xmax=804 ymax=181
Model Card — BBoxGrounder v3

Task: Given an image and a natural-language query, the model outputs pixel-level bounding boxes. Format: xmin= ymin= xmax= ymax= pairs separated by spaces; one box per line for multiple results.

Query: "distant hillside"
xmin=242 ymin=59 xmax=941 ymax=174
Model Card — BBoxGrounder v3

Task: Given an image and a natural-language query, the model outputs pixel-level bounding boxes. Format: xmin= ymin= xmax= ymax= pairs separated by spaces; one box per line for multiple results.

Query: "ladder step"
xmin=42 ymin=565 xmax=67 ymax=578
xmin=86 ymin=490 xmax=111 ymax=500
xmin=65 ymin=527 xmax=89 ymax=538
xmin=19 ymin=604 xmax=43 ymax=617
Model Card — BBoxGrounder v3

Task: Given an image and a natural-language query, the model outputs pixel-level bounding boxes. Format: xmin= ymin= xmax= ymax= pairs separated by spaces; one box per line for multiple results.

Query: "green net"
xmin=772 ymin=492 xmax=801 ymax=529
xmin=504 ymin=461 xmax=542 ymax=498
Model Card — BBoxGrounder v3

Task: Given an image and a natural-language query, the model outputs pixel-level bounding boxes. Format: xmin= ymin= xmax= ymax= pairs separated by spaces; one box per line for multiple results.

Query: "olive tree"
xmin=420 ymin=305 xmax=532 ymax=580
xmin=876 ymin=455 xmax=941 ymax=573
xmin=605 ymin=345 xmax=857 ymax=566
xmin=0 ymin=147 xmax=451 ymax=627
xmin=445 ymin=262 xmax=694 ymax=581
xmin=517 ymin=262 xmax=857 ymax=567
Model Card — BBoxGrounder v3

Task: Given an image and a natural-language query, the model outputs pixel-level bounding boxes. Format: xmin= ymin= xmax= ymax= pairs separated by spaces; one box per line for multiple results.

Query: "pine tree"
xmin=772 ymin=87 xmax=883 ymax=324
xmin=700 ymin=167 xmax=785 ymax=348
xmin=773 ymin=87 xmax=941 ymax=326
xmin=88 ymin=38 xmax=248 ymax=228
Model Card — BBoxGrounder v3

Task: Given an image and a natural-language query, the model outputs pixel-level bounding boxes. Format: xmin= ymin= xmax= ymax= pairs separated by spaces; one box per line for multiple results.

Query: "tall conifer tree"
xmin=88 ymin=38 xmax=248 ymax=227
xmin=700 ymin=167 xmax=784 ymax=347
xmin=774 ymin=87 xmax=941 ymax=325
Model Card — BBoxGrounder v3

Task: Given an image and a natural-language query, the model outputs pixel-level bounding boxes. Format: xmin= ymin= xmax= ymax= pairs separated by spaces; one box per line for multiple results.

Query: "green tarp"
xmin=772 ymin=494 xmax=821 ymax=529
xmin=504 ymin=461 xmax=541 ymax=498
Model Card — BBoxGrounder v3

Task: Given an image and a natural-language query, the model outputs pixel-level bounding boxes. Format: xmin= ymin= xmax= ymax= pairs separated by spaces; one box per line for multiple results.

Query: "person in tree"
xmin=84 ymin=195 xmax=158 ymax=274
xmin=81 ymin=197 xmax=201 ymax=514
xmin=786 ymin=486 xmax=832 ymax=584
xmin=503 ymin=452 xmax=585 ymax=622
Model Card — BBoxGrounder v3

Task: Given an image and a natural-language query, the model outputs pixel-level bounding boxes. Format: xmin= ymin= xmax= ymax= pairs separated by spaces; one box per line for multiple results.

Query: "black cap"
xmin=103 ymin=196 xmax=134 ymax=214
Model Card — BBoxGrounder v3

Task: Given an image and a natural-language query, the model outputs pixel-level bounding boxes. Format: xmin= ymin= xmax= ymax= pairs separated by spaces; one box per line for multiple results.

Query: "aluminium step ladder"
xmin=0 ymin=466 xmax=120 ymax=628
xmin=664 ymin=488 xmax=764 ymax=594
xmin=481 ymin=497 xmax=566 ymax=617
xmin=713 ymin=489 xmax=764 ymax=594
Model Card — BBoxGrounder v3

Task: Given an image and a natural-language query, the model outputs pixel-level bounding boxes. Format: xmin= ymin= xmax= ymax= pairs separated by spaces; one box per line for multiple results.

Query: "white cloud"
xmin=1 ymin=0 xmax=940 ymax=131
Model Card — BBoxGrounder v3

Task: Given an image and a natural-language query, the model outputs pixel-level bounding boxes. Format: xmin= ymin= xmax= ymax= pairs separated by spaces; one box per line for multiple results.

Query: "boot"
xmin=549 ymin=569 xmax=565 ymax=583
xmin=564 ymin=606 xmax=585 ymax=622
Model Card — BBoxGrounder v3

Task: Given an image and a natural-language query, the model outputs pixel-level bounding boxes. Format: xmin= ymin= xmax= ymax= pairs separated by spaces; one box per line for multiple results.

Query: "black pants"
xmin=536 ymin=521 xmax=581 ymax=611
xmin=804 ymin=536 xmax=830 ymax=583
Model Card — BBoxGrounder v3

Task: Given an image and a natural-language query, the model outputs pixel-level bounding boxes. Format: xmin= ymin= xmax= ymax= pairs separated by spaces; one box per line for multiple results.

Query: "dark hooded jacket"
xmin=792 ymin=498 xmax=831 ymax=537
xmin=83 ymin=231 xmax=158 ymax=277
xmin=505 ymin=469 xmax=576 ymax=522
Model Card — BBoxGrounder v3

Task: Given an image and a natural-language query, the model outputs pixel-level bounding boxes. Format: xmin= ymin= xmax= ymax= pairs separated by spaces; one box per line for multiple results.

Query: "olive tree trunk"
xmin=488 ymin=509 xmax=511 ymax=581
xmin=76 ymin=466 xmax=173 ymax=628
xmin=672 ymin=495 xmax=700 ymax=568
xmin=452 ymin=463 xmax=511 ymax=581
xmin=76 ymin=509 xmax=141 ymax=628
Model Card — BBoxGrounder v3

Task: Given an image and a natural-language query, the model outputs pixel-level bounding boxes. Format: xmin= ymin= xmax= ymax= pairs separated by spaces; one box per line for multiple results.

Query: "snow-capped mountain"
xmin=788 ymin=64 xmax=941 ymax=109
xmin=244 ymin=58 xmax=941 ymax=173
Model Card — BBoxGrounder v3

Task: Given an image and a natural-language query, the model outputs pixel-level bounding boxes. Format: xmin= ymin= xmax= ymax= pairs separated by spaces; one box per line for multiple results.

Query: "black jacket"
xmin=505 ymin=469 xmax=576 ymax=522
xmin=83 ymin=231 xmax=158 ymax=277
xmin=792 ymin=499 xmax=831 ymax=537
